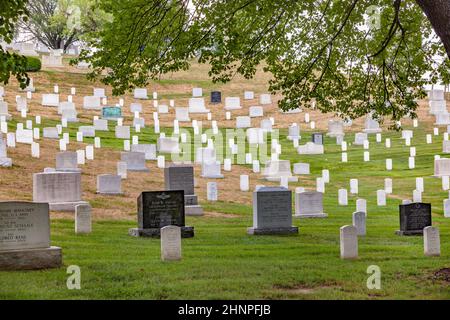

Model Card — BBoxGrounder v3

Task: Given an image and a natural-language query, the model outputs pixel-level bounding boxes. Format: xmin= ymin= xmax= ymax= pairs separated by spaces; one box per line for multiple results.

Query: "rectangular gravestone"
xmin=396 ymin=202 xmax=432 ymax=236
xmin=121 ymin=152 xmax=149 ymax=171
xmin=129 ymin=191 xmax=194 ymax=238
xmin=56 ymin=151 xmax=80 ymax=172
xmin=294 ymin=191 xmax=327 ymax=218
xmin=164 ymin=164 xmax=203 ymax=216
xmin=75 ymin=204 xmax=92 ymax=234
xmin=340 ymin=225 xmax=358 ymax=259
xmin=94 ymin=119 xmax=109 ymax=131
xmin=161 ymin=225 xmax=182 ymax=261
xmin=423 ymin=226 xmax=440 ymax=256
xmin=96 ymin=174 xmax=122 ymax=195
xmin=0 ymin=201 xmax=62 ymax=270
xmin=248 ymin=187 xmax=298 ymax=235
xmin=33 ymin=172 xmax=88 ymax=211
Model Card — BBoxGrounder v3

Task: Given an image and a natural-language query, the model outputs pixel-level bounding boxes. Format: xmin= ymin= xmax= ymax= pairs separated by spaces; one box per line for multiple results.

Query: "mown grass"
xmin=1 ymin=117 xmax=449 ymax=299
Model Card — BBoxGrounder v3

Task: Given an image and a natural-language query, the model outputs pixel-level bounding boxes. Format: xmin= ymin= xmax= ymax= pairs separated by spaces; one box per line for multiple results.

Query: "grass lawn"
xmin=0 ymin=120 xmax=449 ymax=299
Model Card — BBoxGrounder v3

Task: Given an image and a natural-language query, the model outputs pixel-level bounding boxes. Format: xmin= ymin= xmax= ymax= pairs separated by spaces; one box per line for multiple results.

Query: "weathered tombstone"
xmin=259 ymin=94 xmax=272 ymax=105
xmin=207 ymin=182 xmax=218 ymax=201
xmin=294 ymin=191 xmax=327 ymax=218
xmin=75 ymin=204 xmax=92 ymax=234
xmin=33 ymin=172 xmax=88 ymax=211
xmin=94 ymin=119 xmax=109 ymax=131
xmin=55 ymin=151 xmax=80 ymax=172
xmin=340 ymin=225 xmax=358 ymax=259
xmin=102 ymin=106 xmax=122 ymax=120
xmin=41 ymin=94 xmax=60 ymax=107
xmin=434 ymin=158 xmax=450 ymax=177
xmin=175 ymin=107 xmax=191 ymax=122
xmin=0 ymin=101 xmax=11 ymax=120
xmin=363 ymin=114 xmax=382 ymax=133
xmin=354 ymin=132 xmax=368 ymax=145
xmin=244 ymin=91 xmax=255 ymax=100
xmin=160 ymin=226 xmax=182 ymax=261
xmin=236 ymin=116 xmax=251 ymax=129
xmin=0 ymin=201 xmax=62 ymax=270
xmin=201 ymin=161 xmax=224 ymax=178
xmin=134 ymin=88 xmax=149 ymax=100
xmin=129 ymin=191 xmax=194 ymax=238
xmin=164 ymin=164 xmax=203 ymax=216
xmin=327 ymin=120 xmax=344 ymax=137
xmin=120 ymin=152 xmax=149 ymax=172
xmin=247 ymin=187 xmax=298 ymax=235
xmin=293 ymin=163 xmax=310 ymax=175
xmin=339 ymin=189 xmax=348 ymax=206
xmin=352 ymin=211 xmax=366 ymax=236
xmin=117 ymin=161 xmax=127 ymax=179
xmin=377 ymin=190 xmax=386 ymax=206
xmin=115 ymin=126 xmax=130 ymax=139
xmin=157 ymin=137 xmax=180 ymax=154
xmin=287 ymin=123 xmax=300 ymax=140
xmin=131 ymin=144 xmax=157 ymax=160
xmin=263 ymin=160 xmax=298 ymax=182
xmin=396 ymin=202 xmax=432 ymax=236
xmin=297 ymin=142 xmax=324 ymax=155
xmin=188 ymin=97 xmax=210 ymax=113
xmin=0 ymin=137 xmax=12 ymax=167
xmin=97 ymin=174 xmax=123 ymax=195
xmin=224 ymin=97 xmax=241 ymax=110
xmin=93 ymin=88 xmax=106 ymax=98
xmin=249 ymin=106 xmax=264 ymax=118
xmin=356 ymin=199 xmax=367 ymax=214
xmin=78 ymin=126 xmax=95 ymax=138
xmin=83 ymin=96 xmax=102 ymax=110
xmin=43 ymin=127 xmax=60 ymax=139
xmin=423 ymin=226 xmax=440 ymax=256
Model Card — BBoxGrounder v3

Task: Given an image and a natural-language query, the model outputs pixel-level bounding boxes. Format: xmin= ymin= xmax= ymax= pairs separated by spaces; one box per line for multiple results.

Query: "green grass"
xmin=1 ymin=117 xmax=449 ymax=299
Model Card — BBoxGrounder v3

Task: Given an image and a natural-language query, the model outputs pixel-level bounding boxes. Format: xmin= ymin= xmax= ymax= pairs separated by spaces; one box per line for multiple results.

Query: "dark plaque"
xmin=210 ymin=91 xmax=222 ymax=104
xmin=130 ymin=190 xmax=194 ymax=238
xmin=311 ymin=133 xmax=323 ymax=145
xmin=138 ymin=191 xmax=185 ymax=229
xmin=396 ymin=202 xmax=431 ymax=236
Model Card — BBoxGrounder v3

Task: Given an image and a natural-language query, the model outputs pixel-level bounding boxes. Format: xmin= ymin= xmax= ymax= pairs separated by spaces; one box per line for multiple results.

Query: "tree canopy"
xmin=0 ymin=0 xmax=29 ymax=88
xmin=20 ymin=0 xmax=109 ymax=52
xmin=79 ymin=0 xmax=450 ymax=124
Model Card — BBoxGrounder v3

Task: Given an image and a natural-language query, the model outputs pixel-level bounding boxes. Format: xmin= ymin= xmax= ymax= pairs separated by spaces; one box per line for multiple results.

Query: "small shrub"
xmin=25 ymin=56 xmax=41 ymax=72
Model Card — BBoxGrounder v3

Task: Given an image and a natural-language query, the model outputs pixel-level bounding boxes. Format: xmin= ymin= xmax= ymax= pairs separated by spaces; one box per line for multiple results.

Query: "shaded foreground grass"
xmin=0 ymin=211 xmax=448 ymax=300
xmin=1 ymin=116 xmax=450 ymax=299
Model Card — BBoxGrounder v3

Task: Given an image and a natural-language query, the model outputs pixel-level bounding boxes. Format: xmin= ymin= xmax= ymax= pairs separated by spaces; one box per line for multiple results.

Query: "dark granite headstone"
xmin=129 ymin=190 xmax=194 ymax=238
xmin=396 ymin=202 xmax=431 ymax=236
xmin=210 ymin=91 xmax=222 ymax=104
xmin=311 ymin=133 xmax=324 ymax=145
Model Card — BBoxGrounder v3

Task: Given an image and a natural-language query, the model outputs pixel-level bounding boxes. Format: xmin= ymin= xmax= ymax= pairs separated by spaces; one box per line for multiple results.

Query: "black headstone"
xmin=396 ymin=202 xmax=431 ymax=236
xmin=311 ymin=133 xmax=324 ymax=145
xmin=129 ymin=190 xmax=194 ymax=238
xmin=210 ymin=91 xmax=222 ymax=104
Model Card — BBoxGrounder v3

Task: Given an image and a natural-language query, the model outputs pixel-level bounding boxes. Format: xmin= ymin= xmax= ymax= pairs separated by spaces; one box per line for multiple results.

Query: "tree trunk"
xmin=416 ymin=0 xmax=450 ymax=59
